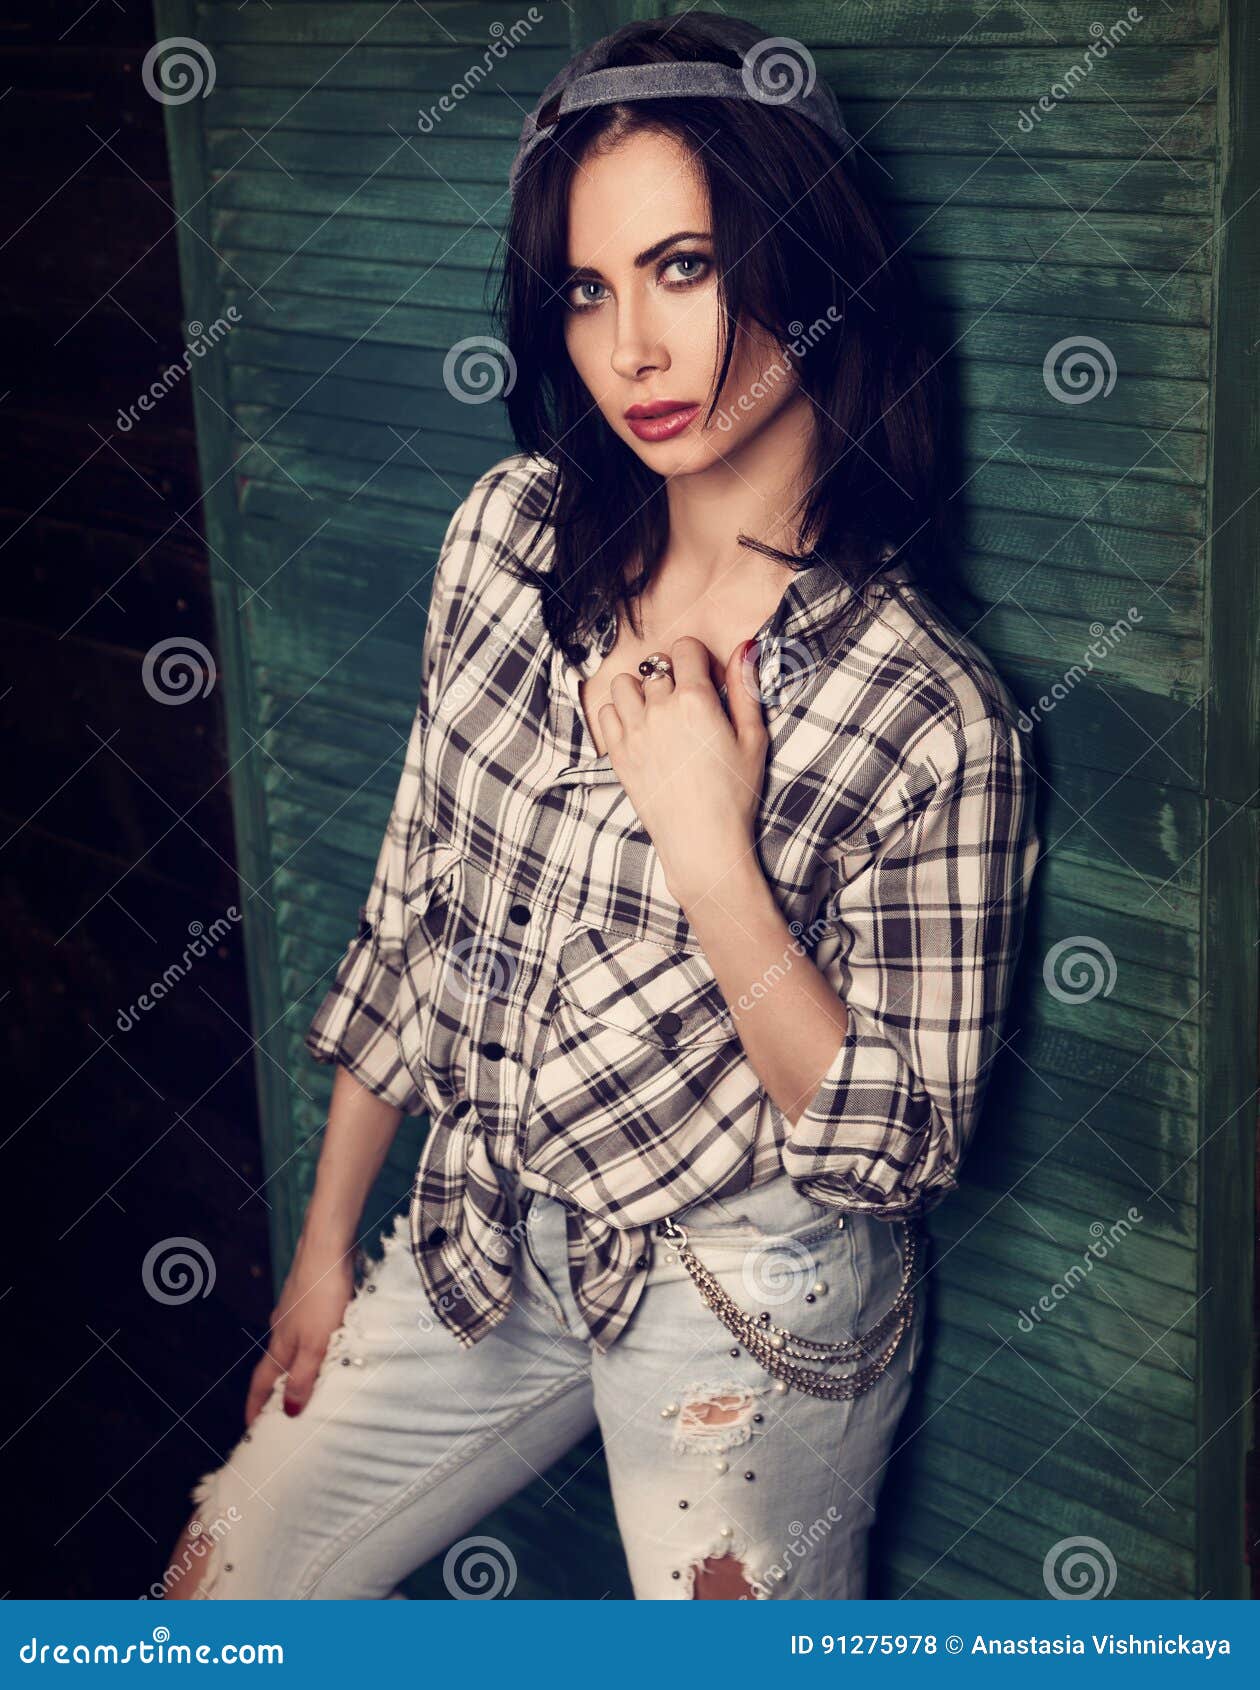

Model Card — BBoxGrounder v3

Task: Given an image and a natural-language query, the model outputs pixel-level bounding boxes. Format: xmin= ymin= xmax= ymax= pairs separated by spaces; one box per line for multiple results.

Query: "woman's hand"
xmin=597 ymin=635 xmax=768 ymax=909
xmin=244 ymin=1237 xmax=356 ymax=1425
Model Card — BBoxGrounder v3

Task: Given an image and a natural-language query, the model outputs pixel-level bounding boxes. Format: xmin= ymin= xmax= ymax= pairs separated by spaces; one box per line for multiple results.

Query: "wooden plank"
xmin=925 ymin=1342 xmax=1198 ymax=1464
xmin=662 ymin=0 xmax=1219 ymax=47
xmin=930 ymin=1212 xmax=1197 ymax=1324
xmin=211 ymin=42 xmax=583 ymax=92
xmin=968 ymin=1129 xmax=1196 ymax=1229
xmin=958 ymin=553 xmax=1198 ymax=641
xmin=902 ymin=1430 xmax=1196 ymax=1562
xmin=928 ymin=1276 xmax=1197 ymax=1424
xmin=991 ymin=1060 xmax=1199 ymax=1166
xmin=198 ymin=0 xmax=573 ymax=48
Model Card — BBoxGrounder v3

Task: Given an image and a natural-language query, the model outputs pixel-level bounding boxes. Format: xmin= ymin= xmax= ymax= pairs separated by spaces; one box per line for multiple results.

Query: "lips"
xmin=624 ymin=400 xmax=701 ymax=442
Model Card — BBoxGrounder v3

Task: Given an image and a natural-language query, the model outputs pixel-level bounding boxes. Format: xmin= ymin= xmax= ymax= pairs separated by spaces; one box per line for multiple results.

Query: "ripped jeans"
xmin=186 ymin=1167 xmax=926 ymax=1599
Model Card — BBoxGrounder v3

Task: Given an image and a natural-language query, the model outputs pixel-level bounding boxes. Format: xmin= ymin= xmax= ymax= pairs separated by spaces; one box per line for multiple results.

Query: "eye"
xmin=564 ymin=278 xmax=608 ymax=312
xmin=661 ymin=251 xmax=712 ymax=286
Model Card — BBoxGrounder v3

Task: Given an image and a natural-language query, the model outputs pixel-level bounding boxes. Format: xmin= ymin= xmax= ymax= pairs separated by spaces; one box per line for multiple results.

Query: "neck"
xmin=656 ymin=388 xmax=815 ymax=594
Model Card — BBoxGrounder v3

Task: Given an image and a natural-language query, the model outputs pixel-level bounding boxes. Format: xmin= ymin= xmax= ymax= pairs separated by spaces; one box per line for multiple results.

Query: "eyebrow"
xmin=568 ymin=229 xmax=712 ymax=277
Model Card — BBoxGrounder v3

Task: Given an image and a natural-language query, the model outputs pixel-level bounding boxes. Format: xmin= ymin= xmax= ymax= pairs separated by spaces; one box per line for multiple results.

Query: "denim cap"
xmin=508 ymin=12 xmax=852 ymax=196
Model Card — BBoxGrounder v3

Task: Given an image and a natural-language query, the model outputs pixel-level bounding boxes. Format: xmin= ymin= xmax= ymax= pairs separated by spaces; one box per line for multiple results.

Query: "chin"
xmin=618 ymin=427 xmax=735 ymax=479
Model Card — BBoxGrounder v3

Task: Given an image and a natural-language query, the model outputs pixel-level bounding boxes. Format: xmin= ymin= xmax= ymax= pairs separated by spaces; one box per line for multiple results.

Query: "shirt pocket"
xmin=551 ymin=926 xmax=734 ymax=1048
xmin=520 ymin=926 xmax=759 ymax=1220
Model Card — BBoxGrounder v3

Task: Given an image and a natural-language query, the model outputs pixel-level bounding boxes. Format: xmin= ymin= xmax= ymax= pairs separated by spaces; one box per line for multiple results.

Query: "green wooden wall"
xmin=156 ymin=0 xmax=1257 ymax=1600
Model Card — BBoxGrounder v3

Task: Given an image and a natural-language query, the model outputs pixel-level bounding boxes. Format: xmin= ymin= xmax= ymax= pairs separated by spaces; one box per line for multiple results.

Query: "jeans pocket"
xmin=671 ymin=1170 xmax=843 ymax=1249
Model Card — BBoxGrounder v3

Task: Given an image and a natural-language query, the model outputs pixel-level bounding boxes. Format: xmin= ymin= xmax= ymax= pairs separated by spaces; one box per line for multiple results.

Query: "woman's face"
xmin=561 ymin=127 xmax=807 ymax=477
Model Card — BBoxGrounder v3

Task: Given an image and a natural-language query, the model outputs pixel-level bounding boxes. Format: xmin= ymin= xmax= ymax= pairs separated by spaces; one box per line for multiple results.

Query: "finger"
xmin=606 ymin=668 xmax=645 ymax=725
xmin=282 ymin=1343 xmax=326 ymax=1417
xmin=245 ymin=1353 xmax=283 ymax=1427
xmin=596 ymin=700 xmax=625 ymax=753
xmin=667 ymin=635 xmax=711 ymax=689
xmin=726 ymin=637 xmax=768 ymax=742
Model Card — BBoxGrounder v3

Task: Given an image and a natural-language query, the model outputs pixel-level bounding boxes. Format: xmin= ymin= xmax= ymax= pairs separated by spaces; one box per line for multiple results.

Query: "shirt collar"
xmin=551 ymin=554 xmax=903 ymax=753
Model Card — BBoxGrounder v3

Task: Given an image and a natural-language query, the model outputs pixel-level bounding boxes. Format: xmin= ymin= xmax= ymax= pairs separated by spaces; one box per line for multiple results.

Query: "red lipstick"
xmin=624 ymin=399 xmax=701 ymax=442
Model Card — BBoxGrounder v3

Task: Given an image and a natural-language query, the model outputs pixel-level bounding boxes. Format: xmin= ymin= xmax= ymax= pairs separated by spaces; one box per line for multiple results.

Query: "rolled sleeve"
xmin=782 ymin=712 xmax=1040 ymax=1217
xmin=301 ymin=495 xmax=466 ymax=1116
xmin=303 ymin=898 xmax=425 ymax=1114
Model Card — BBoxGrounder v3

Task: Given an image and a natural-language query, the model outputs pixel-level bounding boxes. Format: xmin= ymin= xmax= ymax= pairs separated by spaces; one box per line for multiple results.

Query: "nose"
xmin=608 ymin=288 xmax=669 ymax=384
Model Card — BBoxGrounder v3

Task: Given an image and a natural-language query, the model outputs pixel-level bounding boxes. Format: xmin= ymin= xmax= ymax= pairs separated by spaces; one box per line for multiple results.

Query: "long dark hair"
xmin=491 ymin=11 xmax=951 ymax=663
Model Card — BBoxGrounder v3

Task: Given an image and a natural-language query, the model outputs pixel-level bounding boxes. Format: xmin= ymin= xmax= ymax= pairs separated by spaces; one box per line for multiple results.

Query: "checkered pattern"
xmin=304 ymin=452 xmax=1040 ymax=1354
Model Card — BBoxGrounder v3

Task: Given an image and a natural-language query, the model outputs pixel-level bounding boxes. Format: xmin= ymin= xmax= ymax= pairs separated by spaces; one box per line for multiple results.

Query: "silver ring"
xmin=637 ymin=652 xmax=674 ymax=682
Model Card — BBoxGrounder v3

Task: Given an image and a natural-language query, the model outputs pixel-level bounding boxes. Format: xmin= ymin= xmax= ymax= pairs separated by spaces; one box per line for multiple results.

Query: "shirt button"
xmin=483 ymin=1041 xmax=505 ymax=1061
xmin=509 ymin=903 xmax=530 ymax=925
xmin=452 ymin=1100 xmax=471 ymax=1118
xmin=635 ymin=1255 xmax=648 ymax=1270
xmin=427 ymin=1225 xmax=448 ymax=1246
xmin=655 ymin=1011 xmax=683 ymax=1040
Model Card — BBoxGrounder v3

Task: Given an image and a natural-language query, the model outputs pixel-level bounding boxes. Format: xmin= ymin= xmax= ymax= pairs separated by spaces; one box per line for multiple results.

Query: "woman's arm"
xmin=301 ymin=1065 xmax=403 ymax=1257
xmin=680 ymin=711 xmax=1038 ymax=1217
xmin=244 ymin=1067 xmax=402 ymax=1424
xmin=679 ymin=859 xmax=850 ymax=1126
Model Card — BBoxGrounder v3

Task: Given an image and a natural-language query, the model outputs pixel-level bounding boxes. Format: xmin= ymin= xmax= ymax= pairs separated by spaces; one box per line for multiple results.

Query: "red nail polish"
xmin=743 ymin=638 xmax=760 ymax=665
xmin=283 ymin=1399 xmax=300 ymax=1417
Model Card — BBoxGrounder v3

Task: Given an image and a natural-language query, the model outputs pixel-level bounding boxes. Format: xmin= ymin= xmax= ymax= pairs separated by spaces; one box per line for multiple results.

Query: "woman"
xmin=166 ymin=11 xmax=1039 ymax=1601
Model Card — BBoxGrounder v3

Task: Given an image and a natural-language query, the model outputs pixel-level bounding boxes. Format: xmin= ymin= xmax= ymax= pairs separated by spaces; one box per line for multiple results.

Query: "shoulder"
xmin=423 ymin=452 xmax=556 ymax=668
xmin=869 ymin=573 xmax=1025 ymax=762
xmin=812 ymin=572 xmax=1032 ymax=826
xmin=442 ymin=451 xmax=557 ymax=571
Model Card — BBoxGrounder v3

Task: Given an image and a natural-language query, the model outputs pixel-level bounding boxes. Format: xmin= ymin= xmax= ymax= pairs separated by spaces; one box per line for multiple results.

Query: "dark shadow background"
xmin=0 ymin=0 xmax=272 ymax=1599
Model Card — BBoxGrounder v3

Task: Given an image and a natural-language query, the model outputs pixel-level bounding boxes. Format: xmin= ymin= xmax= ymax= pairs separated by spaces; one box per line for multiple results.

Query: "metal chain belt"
xmin=654 ymin=1215 xmax=918 ymax=1402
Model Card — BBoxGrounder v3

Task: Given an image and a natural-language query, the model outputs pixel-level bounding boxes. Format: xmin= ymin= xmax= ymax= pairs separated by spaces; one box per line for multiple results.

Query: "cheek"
xmin=709 ymin=330 xmax=797 ymax=435
xmin=564 ymin=316 xmax=612 ymax=405
xmin=669 ymin=287 xmax=723 ymax=387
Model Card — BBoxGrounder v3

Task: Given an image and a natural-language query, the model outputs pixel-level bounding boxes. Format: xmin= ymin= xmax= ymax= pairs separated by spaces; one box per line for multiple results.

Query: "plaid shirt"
xmin=304 ymin=452 xmax=1040 ymax=1354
